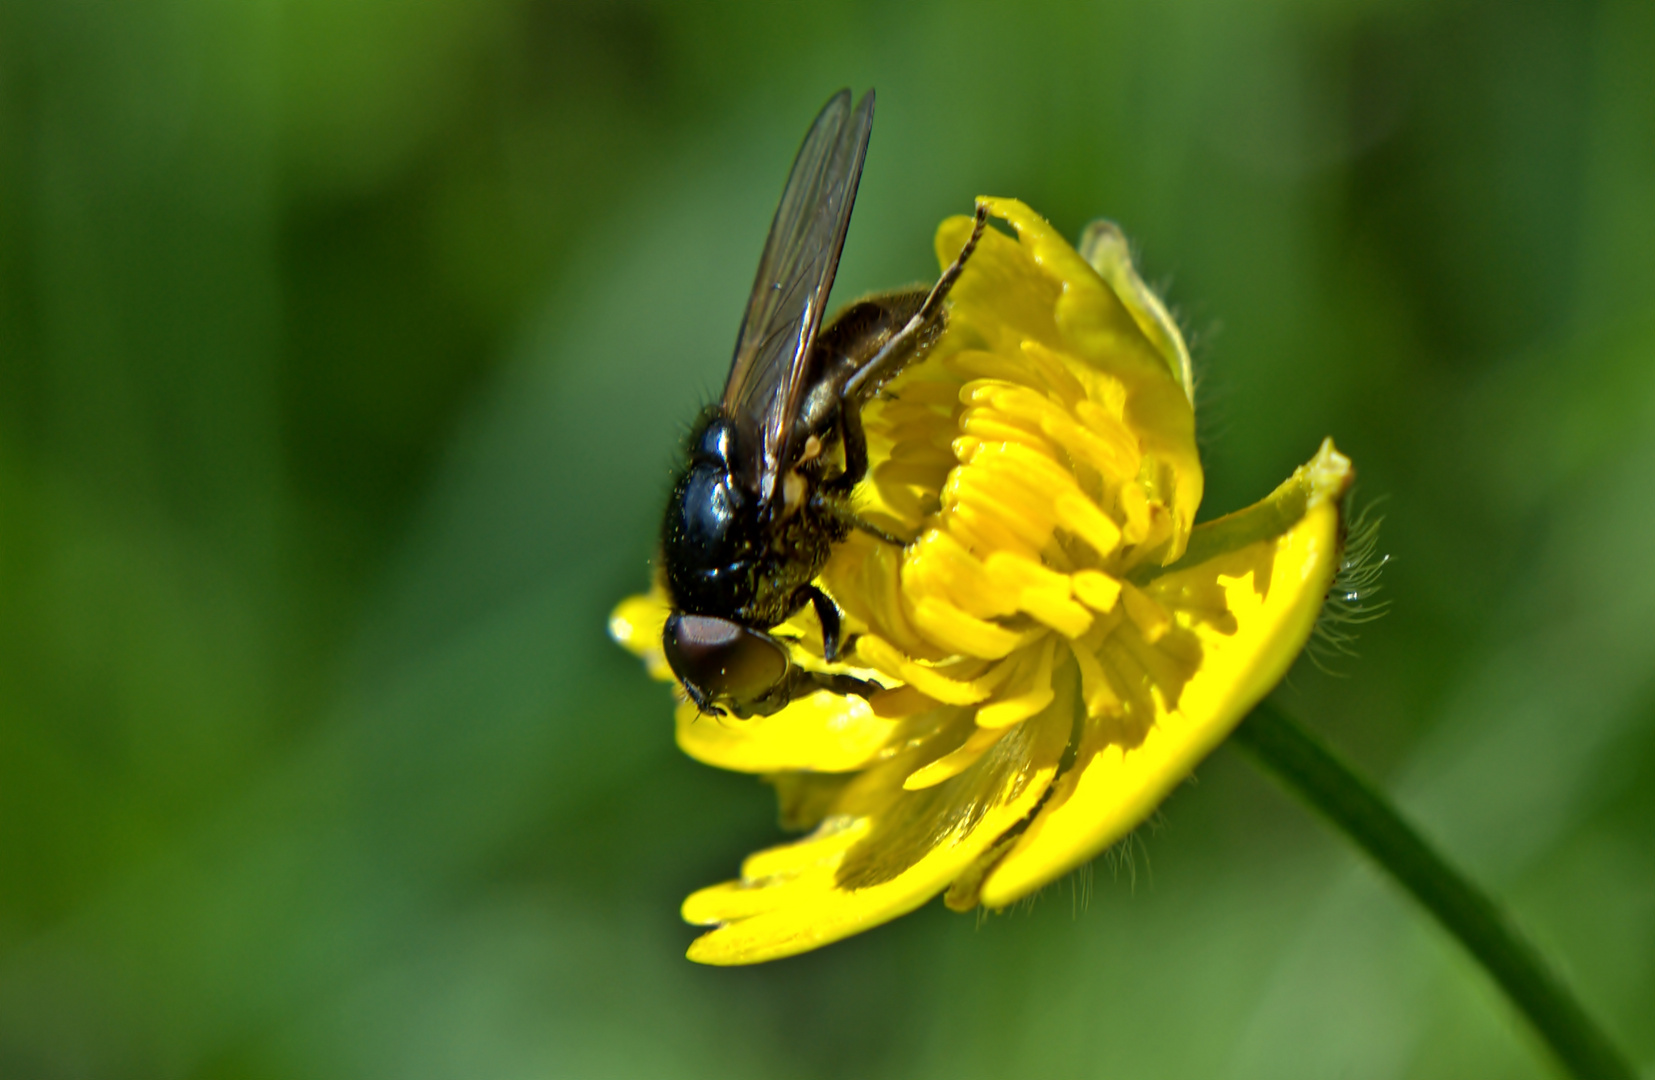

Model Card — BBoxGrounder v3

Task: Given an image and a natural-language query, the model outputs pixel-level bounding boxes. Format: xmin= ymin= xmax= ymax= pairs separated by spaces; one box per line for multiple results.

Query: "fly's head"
xmin=659 ymin=612 xmax=797 ymax=718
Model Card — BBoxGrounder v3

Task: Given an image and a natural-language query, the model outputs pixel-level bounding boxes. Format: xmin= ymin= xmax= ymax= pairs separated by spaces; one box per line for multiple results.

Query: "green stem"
xmin=1232 ymin=701 xmax=1636 ymax=1080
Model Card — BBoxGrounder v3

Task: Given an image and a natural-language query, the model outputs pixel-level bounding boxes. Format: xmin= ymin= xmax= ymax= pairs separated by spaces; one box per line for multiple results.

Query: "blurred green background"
xmin=2 ymin=0 xmax=1652 ymax=1076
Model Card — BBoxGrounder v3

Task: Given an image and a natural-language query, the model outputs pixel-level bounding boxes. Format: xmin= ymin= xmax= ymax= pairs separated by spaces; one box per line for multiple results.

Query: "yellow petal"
xmin=979 ymin=439 xmax=1353 ymax=907
xmin=947 ymin=198 xmax=1203 ymax=565
xmin=682 ymin=677 xmax=1074 ymax=965
xmin=854 ymin=635 xmax=1004 ymax=702
xmin=1077 ymin=219 xmax=1195 ymax=403
xmin=1120 ymin=581 xmax=1172 ymax=643
xmin=768 ymin=772 xmax=857 ymax=831
xmin=934 ymin=209 xmax=1063 ymax=355
xmin=676 ymin=690 xmax=903 ymax=774
xmin=974 ymin=636 xmax=1058 ymax=729
xmin=607 ymin=590 xmax=674 ymax=683
xmin=905 ymin=595 xmax=1026 ymax=660
xmin=902 ymin=724 xmax=1009 ymax=790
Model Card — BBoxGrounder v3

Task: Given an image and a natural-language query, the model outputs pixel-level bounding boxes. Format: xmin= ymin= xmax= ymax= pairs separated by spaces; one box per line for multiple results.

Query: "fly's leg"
xmin=851 ymin=516 xmax=910 ymax=547
xmin=804 ymin=669 xmax=883 ymax=699
xmin=826 ymin=202 xmax=988 ymax=495
xmin=908 ymin=200 xmax=991 ymax=333
xmin=819 ymin=201 xmax=989 ymax=543
xmin=841 ymin=201 xmax=990 ymax=402
xmin=800 ymin=583 xmax=844 ymax=661
xmin=808 ymin=484 xmax=912 ymax=548
xmin=770 ymin=663 xmax=883 ymax=703
xmin=793 ymin=585 xmax=880 ymax=695
xmin=680 ymin=677 xmax=725 ymax=718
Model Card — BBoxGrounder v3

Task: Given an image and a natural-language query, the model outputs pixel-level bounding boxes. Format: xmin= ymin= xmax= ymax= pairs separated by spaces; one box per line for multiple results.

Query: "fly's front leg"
xmin=800 ymin=583 xmax=844 ymax=661
xmin=805 ymin=669 xmax=883 ymax=699
xmin=680 ymin=678 xmax=725 ymax=718
xmin=790 ymin=588 xmax=884 ymax=698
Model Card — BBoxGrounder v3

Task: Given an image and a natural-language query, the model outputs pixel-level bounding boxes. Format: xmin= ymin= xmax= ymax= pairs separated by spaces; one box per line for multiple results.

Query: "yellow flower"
xmin=610 ymin=197 xmax=1353 ymax=965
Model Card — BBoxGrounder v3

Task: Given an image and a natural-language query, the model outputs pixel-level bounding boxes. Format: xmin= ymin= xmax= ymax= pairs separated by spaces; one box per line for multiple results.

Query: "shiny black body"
xmin=658 ymin=89 xmax=986 ymax=717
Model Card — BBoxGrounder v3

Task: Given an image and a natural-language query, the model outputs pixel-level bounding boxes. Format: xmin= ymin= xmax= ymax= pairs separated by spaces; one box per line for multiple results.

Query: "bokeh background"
xmin=2 ymin=0 xmax=1652 ymax=1077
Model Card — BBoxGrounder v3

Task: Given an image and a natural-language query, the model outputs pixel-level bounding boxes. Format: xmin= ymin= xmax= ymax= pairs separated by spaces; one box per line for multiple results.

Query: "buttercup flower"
xmin=611 ymin=198 xmax=1352 ymax=965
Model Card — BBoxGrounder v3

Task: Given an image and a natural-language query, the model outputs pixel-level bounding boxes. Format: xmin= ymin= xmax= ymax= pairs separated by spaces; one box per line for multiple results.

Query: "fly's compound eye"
xmin=663 ymin=614 xmax=792 ymax=717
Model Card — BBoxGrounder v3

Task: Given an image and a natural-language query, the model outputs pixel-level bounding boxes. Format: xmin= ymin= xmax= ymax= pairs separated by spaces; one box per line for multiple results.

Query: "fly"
xmin=659 ymin=88 xmax=988 ymax=718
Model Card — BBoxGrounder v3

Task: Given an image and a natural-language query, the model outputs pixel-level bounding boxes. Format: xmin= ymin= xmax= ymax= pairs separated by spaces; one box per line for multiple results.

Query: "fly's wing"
xmin=722 ymin=88 xmax=874 ymax=503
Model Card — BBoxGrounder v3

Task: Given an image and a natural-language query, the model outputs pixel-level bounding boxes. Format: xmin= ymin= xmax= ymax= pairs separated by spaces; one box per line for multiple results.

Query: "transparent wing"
xmin=722 ymin=88 xmax=874 ymax=502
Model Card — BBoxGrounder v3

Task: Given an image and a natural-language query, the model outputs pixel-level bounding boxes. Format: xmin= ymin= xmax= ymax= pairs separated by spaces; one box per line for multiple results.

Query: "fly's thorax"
xmin=661 ymin=411 xmax=848 ymax=628
xmin=662 ymin=413 xmax=764 ymax=619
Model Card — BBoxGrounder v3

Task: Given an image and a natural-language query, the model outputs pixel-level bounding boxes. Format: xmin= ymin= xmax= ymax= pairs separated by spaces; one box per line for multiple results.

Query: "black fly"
xmin=660 ymin=89 xmax=988 ymax=718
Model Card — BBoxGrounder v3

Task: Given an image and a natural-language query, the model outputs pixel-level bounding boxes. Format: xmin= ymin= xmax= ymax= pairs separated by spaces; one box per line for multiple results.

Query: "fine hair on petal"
xmin=1309 ymin=494 xmax=1391 ymax=675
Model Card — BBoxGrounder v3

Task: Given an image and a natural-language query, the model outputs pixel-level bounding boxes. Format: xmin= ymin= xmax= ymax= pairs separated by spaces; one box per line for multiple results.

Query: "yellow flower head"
xmin=610 ymin=198 xmax=1353 ymax=965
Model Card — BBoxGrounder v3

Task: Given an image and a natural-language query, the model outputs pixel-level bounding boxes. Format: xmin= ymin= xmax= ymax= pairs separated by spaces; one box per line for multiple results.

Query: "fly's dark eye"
xmin=663 ymin=614 xmax=790 ymax=710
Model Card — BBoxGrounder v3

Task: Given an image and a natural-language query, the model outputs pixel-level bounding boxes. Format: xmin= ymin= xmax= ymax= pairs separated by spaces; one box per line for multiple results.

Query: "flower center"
xmin=819 ymin=329 xmax=1203 ymax=792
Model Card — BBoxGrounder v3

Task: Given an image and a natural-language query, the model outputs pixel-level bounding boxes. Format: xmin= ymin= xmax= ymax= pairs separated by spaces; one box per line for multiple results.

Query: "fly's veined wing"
xmin=722 ymin=88 xmax=874 ymax=501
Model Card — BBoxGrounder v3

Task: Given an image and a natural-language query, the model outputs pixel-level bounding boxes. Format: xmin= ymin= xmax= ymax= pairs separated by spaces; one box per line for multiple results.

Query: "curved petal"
xmin=676 ymin=691 xmax=904 ymax=774
xmin=939 ymin=198 xmax=1202 ymax=564
xmin=608 ymin=589 xmax=674 ymax=683
xmin=978 ymin=439 xmax=1353 ymax=907
xmin=1077 ymin=219 xmax=1194 ymax=403
xmin=682 ymin=674 xmax=1074 ymax=965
